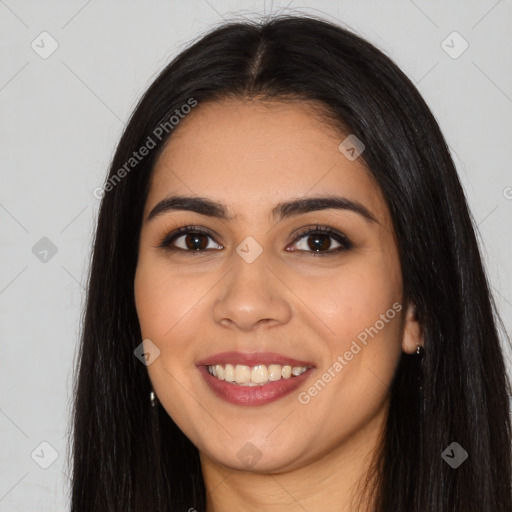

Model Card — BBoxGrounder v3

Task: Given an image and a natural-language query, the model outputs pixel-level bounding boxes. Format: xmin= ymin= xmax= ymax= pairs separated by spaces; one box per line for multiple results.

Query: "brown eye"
xmin=181 ymin=233 xmax=210 ymax=251
xmin=288 ymin=225 xmax=352 ymax=255
xmin=304 ymin=233 xmax=335 ymax=251
xmin=159 ymin=226 xmax=223 ymax=252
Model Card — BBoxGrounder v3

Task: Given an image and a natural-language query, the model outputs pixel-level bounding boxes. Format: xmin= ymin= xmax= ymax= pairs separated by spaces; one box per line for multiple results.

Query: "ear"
xmin=401 ymin=302 xmax=423 ymax=354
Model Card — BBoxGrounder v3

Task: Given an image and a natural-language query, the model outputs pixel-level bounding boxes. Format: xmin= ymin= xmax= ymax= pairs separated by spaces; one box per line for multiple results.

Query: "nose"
xmin=212 ymin=252 xmax=292 ymax=332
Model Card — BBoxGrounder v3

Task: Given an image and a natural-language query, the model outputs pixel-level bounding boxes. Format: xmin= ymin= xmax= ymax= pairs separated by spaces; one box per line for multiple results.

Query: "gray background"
xmin=1 ymin=1 xmax=511 ymax=510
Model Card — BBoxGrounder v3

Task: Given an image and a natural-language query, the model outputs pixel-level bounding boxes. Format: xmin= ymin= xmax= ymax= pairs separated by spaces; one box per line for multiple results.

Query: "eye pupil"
xmin=186 ymin=234 xmax=207 ymax=250
xmin=308 ymin=234 xmax=330 ymax=251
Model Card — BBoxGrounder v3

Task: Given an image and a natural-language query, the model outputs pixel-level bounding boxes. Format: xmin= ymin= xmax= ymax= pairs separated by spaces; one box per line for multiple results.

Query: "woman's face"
xmin=134 ymin=99 xmax=420 ymax=473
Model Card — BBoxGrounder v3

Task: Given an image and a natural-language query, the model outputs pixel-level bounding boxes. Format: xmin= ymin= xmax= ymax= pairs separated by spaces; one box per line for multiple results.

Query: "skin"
xmin=134 ymin=99 xmax=423 ymax=512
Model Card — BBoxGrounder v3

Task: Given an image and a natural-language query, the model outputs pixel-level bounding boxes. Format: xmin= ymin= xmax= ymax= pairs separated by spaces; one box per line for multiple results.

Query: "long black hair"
xmin=69 ymin=14 xmax=512 ymax=511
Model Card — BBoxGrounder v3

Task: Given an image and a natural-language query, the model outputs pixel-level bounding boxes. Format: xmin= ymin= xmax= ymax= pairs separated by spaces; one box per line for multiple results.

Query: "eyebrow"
xmin=146 ymin=194 xmax=378 ymax=224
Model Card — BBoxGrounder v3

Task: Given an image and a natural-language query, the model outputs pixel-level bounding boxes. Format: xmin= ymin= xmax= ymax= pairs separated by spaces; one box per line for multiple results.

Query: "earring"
xmin=416 ymin=344 xmax=425 ymax=357
xmin=150 ymin=390 xmax=157 ymax=407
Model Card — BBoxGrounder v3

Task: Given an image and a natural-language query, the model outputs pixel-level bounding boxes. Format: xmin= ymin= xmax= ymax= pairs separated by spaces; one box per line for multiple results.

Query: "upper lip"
xmin=196 ymin=351 xmax=315 ymax=368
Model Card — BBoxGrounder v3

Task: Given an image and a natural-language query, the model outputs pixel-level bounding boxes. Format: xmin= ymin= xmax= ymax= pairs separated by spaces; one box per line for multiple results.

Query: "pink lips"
xmin=196 ymin=351 xmax=315 ymax=407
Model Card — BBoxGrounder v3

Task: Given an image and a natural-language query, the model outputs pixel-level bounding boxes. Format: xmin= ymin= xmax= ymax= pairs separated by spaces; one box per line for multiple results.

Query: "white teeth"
xmin=282 ymin=365 xmax=292 ymax=379
xmin=235 ymin=365 xmax=251 ymax=383
xmin=207 ymin=363 xmax=309 ymax=385
xmin=268 ymin=364 xmax=282 ymax=381
xmin=224 ymin=363 xmax=235 ymax=382
xmin=251 ymin=365 xmax=268 ymax=384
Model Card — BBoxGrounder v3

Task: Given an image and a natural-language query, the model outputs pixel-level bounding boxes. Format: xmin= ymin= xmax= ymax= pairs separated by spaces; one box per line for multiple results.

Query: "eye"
xmin=287 ymin=224 xmax=352 ymax=255
xmin=158 ymin=224 xmax=352 ymax=255
xmin=159 ymin=225 xmax=223 ymax=252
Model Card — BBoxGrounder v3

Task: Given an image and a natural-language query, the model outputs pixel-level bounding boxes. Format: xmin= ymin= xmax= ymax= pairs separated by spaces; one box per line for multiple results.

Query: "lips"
xmin=198 ymin=365 xmax=314 ymax=406
xmin=196 ymin=351 xmax=316 ymax=406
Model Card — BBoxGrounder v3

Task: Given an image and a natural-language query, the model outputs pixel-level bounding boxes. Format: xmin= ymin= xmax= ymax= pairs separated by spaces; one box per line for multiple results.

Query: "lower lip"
xmin=198 ymin=365 xmax=314 ymax=406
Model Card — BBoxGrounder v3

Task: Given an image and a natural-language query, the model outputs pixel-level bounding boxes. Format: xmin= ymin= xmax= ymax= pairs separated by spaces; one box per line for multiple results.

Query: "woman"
xmin=70 ymin=14 xmax=512 ymax=511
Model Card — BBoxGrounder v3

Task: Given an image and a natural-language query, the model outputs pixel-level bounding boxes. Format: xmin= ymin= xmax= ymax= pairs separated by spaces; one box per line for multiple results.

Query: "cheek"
xmin=134 ymin=258 xmax=204 ymax=340
xmin=133 ymin=257 xmax=221 ymax=388
xmin=296 ymin=268 xmax=403 ymax=436
xmin=316 ymin=262 xmax=402 ymax=342
xmin=133 ymin=259 xmax=202 ymax=402
xmin=133 ymin=260 xmax=204 ymax=424
xmin=309 ymin=259 xmax=403 ymax=397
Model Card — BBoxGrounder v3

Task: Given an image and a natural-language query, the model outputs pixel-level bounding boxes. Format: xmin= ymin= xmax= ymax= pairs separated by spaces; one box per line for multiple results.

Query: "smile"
xmin=207 ymin=363 xmax=310 ymax=386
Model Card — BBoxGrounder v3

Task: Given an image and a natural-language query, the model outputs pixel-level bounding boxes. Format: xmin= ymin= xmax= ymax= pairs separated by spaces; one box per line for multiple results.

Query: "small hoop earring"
xmin=416 ymin=344 xmax=425 ymax=356
xmin=150 ymin=390 xmax=158 ymax=407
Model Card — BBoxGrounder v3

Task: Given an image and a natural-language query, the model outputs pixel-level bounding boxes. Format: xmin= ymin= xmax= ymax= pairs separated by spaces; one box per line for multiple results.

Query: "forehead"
xmin=147 ymin=99 xmax=388 ymax=224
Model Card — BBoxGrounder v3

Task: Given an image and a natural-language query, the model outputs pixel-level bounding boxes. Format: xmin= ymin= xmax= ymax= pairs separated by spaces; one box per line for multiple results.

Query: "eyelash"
xmin=158 ymin=224 xmax=352 ymax=256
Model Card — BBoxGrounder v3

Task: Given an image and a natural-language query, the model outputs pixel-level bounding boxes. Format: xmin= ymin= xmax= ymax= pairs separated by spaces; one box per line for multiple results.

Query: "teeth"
xmin=224 ymin=363 xmax=235 ymax=382
xmin=207 ymin=363 xmax=309 ymax=385
xmin=282 ymin=365 xmax=292 ymax=379
xmin=235 ymin=365 xmax=251 ymax=383
xmin=268 ymin=364 xmax=282 ymax=381
xmin=251 ymin=365 xmax=268 ymax=384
